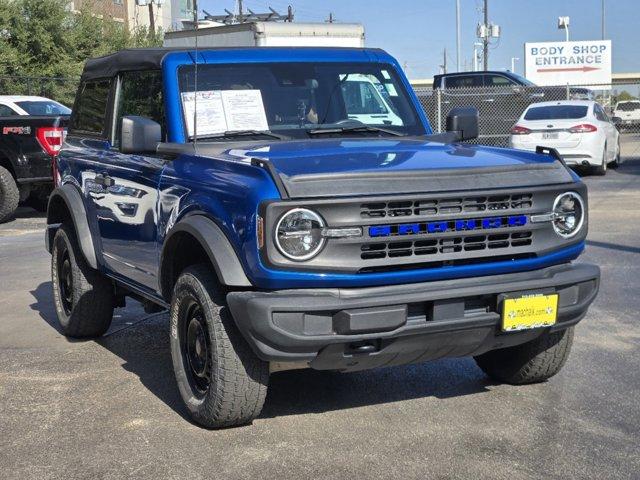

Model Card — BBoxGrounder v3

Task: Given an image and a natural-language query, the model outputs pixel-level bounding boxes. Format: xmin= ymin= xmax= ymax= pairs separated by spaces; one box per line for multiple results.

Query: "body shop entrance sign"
xmin=524 ymin=40 xmax=612 ymax=89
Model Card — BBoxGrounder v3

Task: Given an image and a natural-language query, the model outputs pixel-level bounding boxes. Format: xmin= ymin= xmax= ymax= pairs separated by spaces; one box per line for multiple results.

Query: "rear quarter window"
xmin=524 ymin=105 xmax=589 ymax=120
xmin=70 ymin=79 xmax=113 ymax=135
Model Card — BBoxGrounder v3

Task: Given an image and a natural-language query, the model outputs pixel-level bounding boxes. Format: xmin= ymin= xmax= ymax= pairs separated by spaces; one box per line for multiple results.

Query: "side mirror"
xmin=121 ymin=115 xmax=161 ymax=154
xmin=446 ymin=107 xmax=479 ymax=141
xmin=611 ymin=116 xmax=622 ymax=124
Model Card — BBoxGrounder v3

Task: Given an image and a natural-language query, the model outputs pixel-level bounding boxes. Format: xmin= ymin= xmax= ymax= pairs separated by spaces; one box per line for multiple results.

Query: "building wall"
xmin=127 ymin=1 xmax=172 ymax=31
xmin=170 ymin=0 xmax=194 ymax=31
xmin=70 ymin=0 xmax=127 ymax=23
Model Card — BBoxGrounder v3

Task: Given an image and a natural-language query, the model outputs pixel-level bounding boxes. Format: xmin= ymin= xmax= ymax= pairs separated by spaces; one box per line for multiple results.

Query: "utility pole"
xmin=477 ymin=0 xmax=498 ymax=70
xmin=483 ymin=0 xmax=489 ymax=70
xmin=440 ymin=47 xmax=447 ymax=74
xmin=147 ymin=1 xmax=155 ymax=39
xmin=456 ymin=0 xmax=461 ymax=72
xmin=326 ymin=12 xmax=334 ymax=23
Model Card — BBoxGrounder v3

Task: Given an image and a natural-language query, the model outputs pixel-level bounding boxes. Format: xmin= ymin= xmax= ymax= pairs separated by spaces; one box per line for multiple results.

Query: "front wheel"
xmin=474 ymin=327 xmax=574 ymax=384
xmin=0 ymin=165 xmax=19 ymax=223
xmin=170 ymin=265 xmax=269 ymax=428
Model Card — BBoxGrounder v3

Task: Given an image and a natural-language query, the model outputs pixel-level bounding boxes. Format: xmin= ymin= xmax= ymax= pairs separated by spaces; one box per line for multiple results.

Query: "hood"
xmin=214 ymin=138 xmax=574 ymax=199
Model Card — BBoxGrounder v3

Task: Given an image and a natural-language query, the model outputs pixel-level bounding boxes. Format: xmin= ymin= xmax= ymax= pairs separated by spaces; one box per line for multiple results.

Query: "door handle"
xmin=94 ymin=174 xmax=114 ymax=188
xmin=483 ymin=98 xmax=495 ymax=102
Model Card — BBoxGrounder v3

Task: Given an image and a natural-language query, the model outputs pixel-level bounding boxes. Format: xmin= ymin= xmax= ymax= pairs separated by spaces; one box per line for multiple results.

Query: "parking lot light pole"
xmin=558 ymin=16 xmax=570 ymax=42
xmin=511 ymin=57 xmax=519 ymax=73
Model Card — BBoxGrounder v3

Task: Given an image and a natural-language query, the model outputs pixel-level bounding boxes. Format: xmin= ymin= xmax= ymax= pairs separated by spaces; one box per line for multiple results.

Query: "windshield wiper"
xmin=307 ymin=125 xmax=405 ymax=137
xmin=197 ymin=130 xmax=289 ymax=141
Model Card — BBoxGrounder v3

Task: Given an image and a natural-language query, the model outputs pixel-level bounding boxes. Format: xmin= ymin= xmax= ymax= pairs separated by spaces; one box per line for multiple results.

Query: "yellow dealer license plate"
xmin=501 ymin=294 xmax=558 ymax=332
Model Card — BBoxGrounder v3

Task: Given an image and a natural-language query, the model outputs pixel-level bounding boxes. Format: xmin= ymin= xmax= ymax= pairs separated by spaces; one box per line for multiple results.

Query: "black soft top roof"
xmin=81 ymin=48 xmax=188 ymax=80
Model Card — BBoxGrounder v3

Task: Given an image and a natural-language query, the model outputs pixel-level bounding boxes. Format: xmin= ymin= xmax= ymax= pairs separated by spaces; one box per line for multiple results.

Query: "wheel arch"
xmin=46 ymin=184 xmax=98 ymax=269
xmin=159 ymin=214 xmax=252 ymax=301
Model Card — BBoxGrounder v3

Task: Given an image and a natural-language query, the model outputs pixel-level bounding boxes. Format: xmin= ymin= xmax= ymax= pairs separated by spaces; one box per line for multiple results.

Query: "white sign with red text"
xmin=524 ymin=40 xmax=612 ymax=89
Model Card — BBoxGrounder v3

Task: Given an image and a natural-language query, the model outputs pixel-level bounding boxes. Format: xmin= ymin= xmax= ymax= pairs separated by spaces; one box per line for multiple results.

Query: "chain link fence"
xmin=415 ymin=82 xmax=640 ymax=148
xmin=0 ymin=76 xmax=79 ymax=108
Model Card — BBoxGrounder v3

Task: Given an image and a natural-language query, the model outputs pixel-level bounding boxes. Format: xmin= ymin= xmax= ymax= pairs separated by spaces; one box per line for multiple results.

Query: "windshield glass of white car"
xmin=524 ymin=105 xmax=588 ymax=121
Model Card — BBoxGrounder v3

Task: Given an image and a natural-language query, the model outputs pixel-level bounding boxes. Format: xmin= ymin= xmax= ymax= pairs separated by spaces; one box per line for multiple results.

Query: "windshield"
xmin=177 ymin=62 xmax=424 ymax=140
xmin=524 ymin=105 xmax=588 ymax=120
xmin=15 ymin=100 xmax=71 ymax=116
xmin=615 ymin=102 xmax=640 ymax=112
xmin=508 ymin=72 xmax=536 ymax=86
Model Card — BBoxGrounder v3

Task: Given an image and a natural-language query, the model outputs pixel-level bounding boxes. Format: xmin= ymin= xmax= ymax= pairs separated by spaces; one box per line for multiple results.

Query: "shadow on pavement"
xmin=586 ymin=239 xmax=640 ymax=254
xmin=30 ymin=280 xmax=493 ymax=422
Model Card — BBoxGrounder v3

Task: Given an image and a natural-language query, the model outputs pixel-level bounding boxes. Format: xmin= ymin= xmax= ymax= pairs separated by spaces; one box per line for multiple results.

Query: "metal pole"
xmin=602 ymin=0 xmax=606 ymax=39
xmin=456 ymin=0 xmax=461 ymax=72
xmin=436 ymin=88 xmax=442 ymax=133
xmin=565 ymin=25 xmax=569 ymax=42
xmin=483 ymin=0 xmax=489 ymax=70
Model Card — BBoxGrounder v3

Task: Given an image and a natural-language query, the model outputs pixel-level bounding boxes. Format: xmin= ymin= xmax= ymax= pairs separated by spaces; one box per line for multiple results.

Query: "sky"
xmin=198 ymin=0 xmax=640 ymax=80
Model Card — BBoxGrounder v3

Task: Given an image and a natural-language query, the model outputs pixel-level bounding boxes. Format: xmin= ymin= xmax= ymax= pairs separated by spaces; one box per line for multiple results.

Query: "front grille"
xmin=360 ymin=194 xmax=533 ymax=219
xmin=361 ymin=231 xmax=533 ymax=260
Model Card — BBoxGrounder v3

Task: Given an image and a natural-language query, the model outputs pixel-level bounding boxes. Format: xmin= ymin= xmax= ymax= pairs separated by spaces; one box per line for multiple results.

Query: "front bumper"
xmin=227 ymin=262 xmax=600 ymax=372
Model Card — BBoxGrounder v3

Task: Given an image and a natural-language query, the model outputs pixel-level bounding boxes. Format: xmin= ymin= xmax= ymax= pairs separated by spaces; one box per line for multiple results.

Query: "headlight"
xmin=275 ymin=208 xmax=325 ymax=261
xmin=552 ymin=192 xmax=585 ymax=238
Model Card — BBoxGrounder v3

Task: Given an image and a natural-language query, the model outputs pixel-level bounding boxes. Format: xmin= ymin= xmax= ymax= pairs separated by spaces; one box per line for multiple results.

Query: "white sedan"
xmin=509 ymin=100 xmax=620 ymax=175
xmin=0 ymin=95 xmax=71 ymax=117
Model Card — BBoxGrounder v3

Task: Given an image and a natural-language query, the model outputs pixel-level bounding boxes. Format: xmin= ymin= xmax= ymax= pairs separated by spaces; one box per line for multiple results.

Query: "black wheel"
xmin=26 ymin=188 xmax=50 ymax=212
xmin=592 ymin=145 xmax=608 ymax=176
xmin=170 ymin=264 xmax=269 ymax=428
xmin=609 ymin=139 xmax=621 ymax=169
xmin=0 ymin=165 xmax=19 ymax=223
xmin=51 ymin=223 xmax=114 ymax=337
xmin=474 ymin=327 xmax=574 ymax=384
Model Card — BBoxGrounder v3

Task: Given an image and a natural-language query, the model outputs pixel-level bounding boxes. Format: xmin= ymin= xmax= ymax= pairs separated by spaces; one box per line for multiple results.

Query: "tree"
xmin=0 ymin=0 xmax=163 ymax=104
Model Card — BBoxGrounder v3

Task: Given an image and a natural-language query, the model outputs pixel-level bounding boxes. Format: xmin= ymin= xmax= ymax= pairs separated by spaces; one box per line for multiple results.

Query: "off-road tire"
xmin=592 ymin=146 xmax=608 ymax=176
xmin=0 ymin=165 xmax=19 ymax=223
xmin=474 ymin=327 xmax=574 ymax=384
xmin=51 ymin=223 xmax=114 ymax=337
xmin=170 ymin=264 xmax=269 ymax=428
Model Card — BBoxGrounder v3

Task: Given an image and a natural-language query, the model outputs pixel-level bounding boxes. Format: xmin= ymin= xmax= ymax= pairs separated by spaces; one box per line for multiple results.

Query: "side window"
xmin=484 ymin=74 xmax=515 ymax=87
xmin=594 ymin=105 xmax=607 ymax=122
xmin=115 ymin=70 xmax=165 ymax=147
xmin=0 ymin=105 xmax=18 ymax=116
xmin=70 ymin=79 xmax=112 ymax=134
xmin=445 ymin=75 xmax=482 ymax=89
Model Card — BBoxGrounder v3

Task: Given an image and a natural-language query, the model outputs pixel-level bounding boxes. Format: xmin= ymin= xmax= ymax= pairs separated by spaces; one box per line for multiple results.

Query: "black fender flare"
xmin=160 ymin=215 xmax=252 ymax=293
xmin=45 ymin=184 xmax=98 ymax=269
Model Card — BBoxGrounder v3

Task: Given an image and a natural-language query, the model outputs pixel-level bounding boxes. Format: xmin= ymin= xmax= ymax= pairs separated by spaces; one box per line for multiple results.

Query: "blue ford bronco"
xmin=46 ymin=47 xmax=600 ymax=428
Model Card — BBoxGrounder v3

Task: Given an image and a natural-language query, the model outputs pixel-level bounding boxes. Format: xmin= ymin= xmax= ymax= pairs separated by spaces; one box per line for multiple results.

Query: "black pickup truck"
xmin=0 ymin=116 xmax=68 ymax=222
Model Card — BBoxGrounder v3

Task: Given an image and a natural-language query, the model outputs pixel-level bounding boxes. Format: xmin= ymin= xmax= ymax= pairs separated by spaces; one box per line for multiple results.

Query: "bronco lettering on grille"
xmin=369 ymin=215 xmax=528 ymax=237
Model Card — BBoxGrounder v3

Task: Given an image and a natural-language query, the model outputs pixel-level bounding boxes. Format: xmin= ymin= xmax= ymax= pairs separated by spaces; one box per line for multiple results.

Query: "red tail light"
xmin=569 ymin=123 xmax=597 ymax=133
xmin=36 ymin=127 xmax=65 ymax=157
xmin=510 ymin=125 xmax=531 ymax=135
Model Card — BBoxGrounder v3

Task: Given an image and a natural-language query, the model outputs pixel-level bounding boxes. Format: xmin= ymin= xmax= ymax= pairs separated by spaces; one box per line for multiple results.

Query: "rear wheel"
xmin=0 ymin=165 xmax=19 ymax=223
xmin=609 ymin=139 xmax=621 ymax=169
xmin=51 ymin=224 xmax=114 ymax=337
xmin=592 ymin=145 xmax=607 ymax=176
xmin=170 ymin=265 xmax=269 ymax=428
xmin=474 ymin=327 xmax=574 ymax=384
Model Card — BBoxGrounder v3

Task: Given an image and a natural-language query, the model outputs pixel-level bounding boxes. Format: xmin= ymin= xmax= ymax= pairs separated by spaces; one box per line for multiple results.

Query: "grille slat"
xmin=360 ymin=232 xmax=533 ymax=260
xmin=361 ymin=194 xmax=533 ymax=219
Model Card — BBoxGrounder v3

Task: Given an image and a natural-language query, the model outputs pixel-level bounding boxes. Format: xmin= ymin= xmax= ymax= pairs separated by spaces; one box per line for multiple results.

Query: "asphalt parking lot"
xmin=1 ymin=139 xmax=640 ymax=480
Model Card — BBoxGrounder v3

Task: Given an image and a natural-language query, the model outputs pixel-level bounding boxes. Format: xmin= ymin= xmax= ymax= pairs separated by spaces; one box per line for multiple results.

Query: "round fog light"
xmin=552 ymin=192 xmax=585 ymax=238
xmin=275 ymin=208 xmax=325 ymax=261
